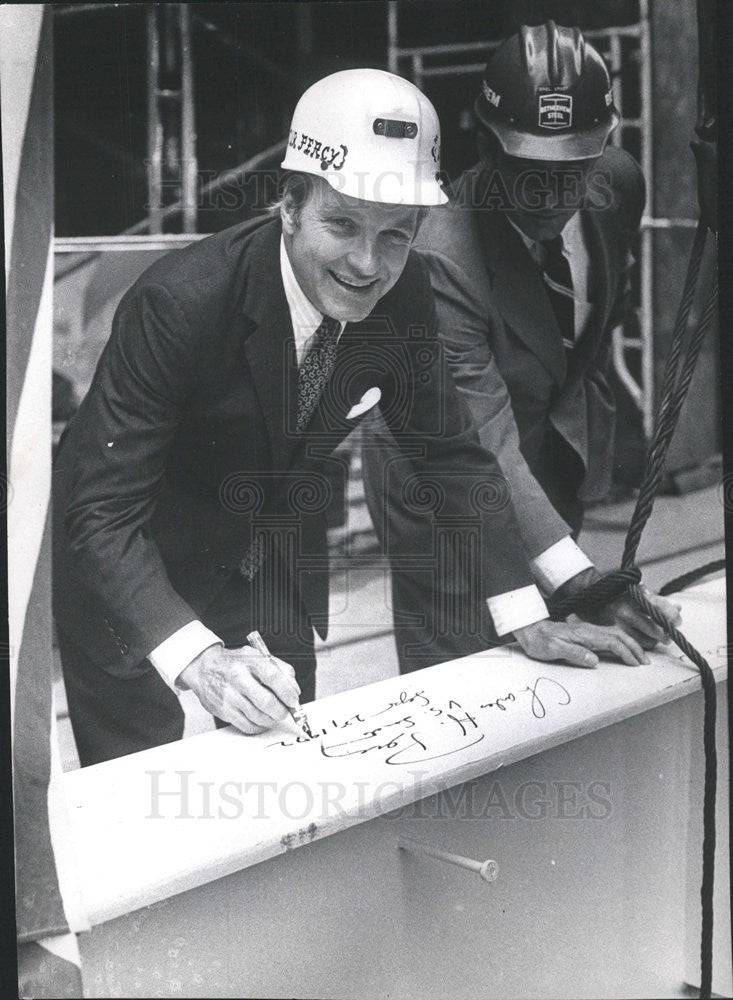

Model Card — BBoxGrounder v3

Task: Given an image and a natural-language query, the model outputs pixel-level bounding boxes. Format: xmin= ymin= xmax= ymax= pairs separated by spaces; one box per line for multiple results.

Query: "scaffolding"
xmin=386 ymin=0 xmax=697 ymax=442
xmin=145 ymin=4 xmax=197 ymax=234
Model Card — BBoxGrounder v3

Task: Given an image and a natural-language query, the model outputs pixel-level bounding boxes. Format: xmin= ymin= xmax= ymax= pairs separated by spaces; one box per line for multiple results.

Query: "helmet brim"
xmin=280 ymin=159 xmax=449 ymax=206
xmin=477 ymin=107 xmax=620 ymax=161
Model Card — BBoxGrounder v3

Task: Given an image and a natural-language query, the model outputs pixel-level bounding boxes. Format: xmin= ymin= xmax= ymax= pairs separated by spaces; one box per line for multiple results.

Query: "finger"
xmin=235 ymin=678 xmax=290 ymax=726
xmin=575 ymin=624 xmax=648 ymax=665
xmin=602 ymin=635 xmax=646 ymax=666
xmin=621 ymin=624 xmax=658 ymax=651
xmin=211 ymin=697 xmax=269 ymax=735
xmin=638 ymin=586 xmax=682 ymax=624
xmin=614 ymin=603 xmax=666 ymax=643
xmin=278 ymin=657 xmax=299 ymax=686
xmin=249 ymin=654 xmax=301 ymax=709
xmin=257 ymin=651 xmax=299 ymax=688
xmin=228 ymin=704 xmax=269 ymax=735
xmin=607 ymin=626 xmax=649 ymax=664
xmin=550 ymin=639 xmax=599 ymax=669
xmin=647 ymin=593 xmax=683 ymax=628
xmin=240 ymin=692 xmax=287 ymax=729
xmin=599 ymin=613 xmax=656 ymax=649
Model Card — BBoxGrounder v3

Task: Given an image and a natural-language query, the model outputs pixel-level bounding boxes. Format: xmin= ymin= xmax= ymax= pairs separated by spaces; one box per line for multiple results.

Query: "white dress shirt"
xmin=149 ymin=238 xmax=345 ymax=689
xmin=150 ymin=232 xmax=595 ymax=690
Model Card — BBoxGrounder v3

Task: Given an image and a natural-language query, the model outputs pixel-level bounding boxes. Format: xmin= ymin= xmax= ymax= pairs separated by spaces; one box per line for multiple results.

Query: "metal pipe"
xmin=392 ymin=23 xmax=641 ymax=63
xmin=639 ymin=0 xmax=655 ymax=441
xmin=641 ymin=216 xmax=698 ymax=229
xmin=412 ymin=52 xmax=424 ymax=92
xmin=396 ymin=40 xmax=498 ymax=58
xmin=612 ymin=326 xmax=643 ymax=407
xmin=179 ymin=4 xmax=197 ymax=233
xmin=387 ymin=1 xmax=398 ymax=75
xmin=146 ymin=6 xmax=163 ymax=234
xmin=54 ymin=234 xmax=205 ymax=254
xmin=123 ymin=138 xmax=286 ymax=235
xmin=609 ymin=32 xmax=623 ymax=148
xmin=398 ymin=836 xmax=499 ymax=883
xmin=419 ymin=63 xmax=488 ymax=78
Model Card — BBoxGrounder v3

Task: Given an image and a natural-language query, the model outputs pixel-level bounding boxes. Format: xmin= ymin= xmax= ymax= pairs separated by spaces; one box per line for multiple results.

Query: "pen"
xmin=245 ymin=630 xmax=313 ymax=738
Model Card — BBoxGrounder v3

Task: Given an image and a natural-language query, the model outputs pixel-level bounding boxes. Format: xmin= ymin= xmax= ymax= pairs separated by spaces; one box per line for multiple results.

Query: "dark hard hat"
xmin=474 ymin=21 xmax=620 ymax=160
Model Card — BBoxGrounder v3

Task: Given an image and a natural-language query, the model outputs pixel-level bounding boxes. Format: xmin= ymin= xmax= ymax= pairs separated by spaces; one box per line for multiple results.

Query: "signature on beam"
xmin=265 ymin=677 xmax=572 ymax=763
xmin=482 ymin=676 xmax=571 ymax=720
xmin=320 ymin=701 xmax=485 ymax=766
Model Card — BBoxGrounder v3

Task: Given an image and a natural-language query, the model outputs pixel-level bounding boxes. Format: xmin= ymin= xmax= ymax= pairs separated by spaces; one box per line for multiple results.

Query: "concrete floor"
xmin=55 ymin=480 xmax=726 ymax=771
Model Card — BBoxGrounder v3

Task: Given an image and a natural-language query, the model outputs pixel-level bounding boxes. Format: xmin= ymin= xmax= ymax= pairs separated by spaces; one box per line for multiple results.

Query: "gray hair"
xmin=270 ymin=172 xmax=318 ymax=227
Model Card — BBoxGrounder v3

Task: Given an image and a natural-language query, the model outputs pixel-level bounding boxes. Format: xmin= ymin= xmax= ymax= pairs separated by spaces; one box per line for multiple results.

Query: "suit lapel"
xmin=241 ymin=221 xmax=301 ymax=472
xmin=477 ymin=209 xmax=567 ymax=386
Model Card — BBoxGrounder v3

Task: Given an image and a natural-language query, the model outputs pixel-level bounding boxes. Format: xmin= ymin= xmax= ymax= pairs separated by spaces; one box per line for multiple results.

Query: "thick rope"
xmin=623 ymin=222 xmax=713 ymax=567
xmin=546 ymin=567 xmax=640 ymax=619
xmin=658 ymin=559 xmax=726 ymax=597
xmin=549 ymin=221 xmax=718 ymax=998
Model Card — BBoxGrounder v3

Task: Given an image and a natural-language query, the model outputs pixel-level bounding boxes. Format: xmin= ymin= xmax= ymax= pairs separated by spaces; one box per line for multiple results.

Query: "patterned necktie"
xmin=296 ymin=314 xmax=341 ymax=431
xmin=239 ymin=314 xmax=340 ymax=582
xmin=541 ymin=236 xmax=575 ymax=352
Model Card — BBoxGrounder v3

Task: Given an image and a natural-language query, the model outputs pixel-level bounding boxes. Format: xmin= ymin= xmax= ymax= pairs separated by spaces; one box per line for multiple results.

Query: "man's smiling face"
xmin=281 ymin=177 xmax=420 ymax=323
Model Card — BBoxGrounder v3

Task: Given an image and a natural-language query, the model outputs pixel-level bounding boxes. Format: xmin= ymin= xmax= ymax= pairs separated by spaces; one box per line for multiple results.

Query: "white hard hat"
xmin=281 ymin=68 xmax=448 ymax=206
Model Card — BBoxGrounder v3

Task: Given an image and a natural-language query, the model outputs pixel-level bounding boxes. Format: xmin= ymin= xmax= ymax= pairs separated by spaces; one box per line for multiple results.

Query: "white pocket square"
xmin=346 ymin=386 xmax=381 ymax=420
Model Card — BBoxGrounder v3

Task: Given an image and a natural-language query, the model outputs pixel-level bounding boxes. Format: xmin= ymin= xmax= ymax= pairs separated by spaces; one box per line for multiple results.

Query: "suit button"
xmin=216 ymin=564 xmax=230 ymax=577
xmin=119 ymin=643 xmax=129 ymax=656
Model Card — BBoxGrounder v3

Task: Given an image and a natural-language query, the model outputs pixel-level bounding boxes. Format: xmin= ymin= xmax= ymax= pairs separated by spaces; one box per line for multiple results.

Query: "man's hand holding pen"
xmin=179 ymin=643 xmax=301 ymax=735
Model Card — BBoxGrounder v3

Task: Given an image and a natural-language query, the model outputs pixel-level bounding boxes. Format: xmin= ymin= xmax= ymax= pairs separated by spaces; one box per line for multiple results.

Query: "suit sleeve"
xmin=380 ymin=255 xmax=538 ymax=599
xmin=417 ymin=246 xmax=573 ymax=559
xmin=581 ymin=157 xmax=646 ymax=489
xmin=63 ymin=281 xmax=203 ymax=661
xmin=606 ymin=153 xmax=647 ymax=333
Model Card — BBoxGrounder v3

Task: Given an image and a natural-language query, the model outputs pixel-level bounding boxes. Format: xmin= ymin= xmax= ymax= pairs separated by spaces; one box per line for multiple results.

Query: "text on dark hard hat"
xmin=373 ymin=118 xmax=418 ymax=139
xmin=481 ymin=81 xmax=501 ymax=109
xmin=538 ymin=93 xmax=573 ymax=130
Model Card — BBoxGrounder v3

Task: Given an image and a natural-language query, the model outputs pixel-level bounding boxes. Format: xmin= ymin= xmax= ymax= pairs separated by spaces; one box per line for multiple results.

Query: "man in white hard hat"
xmin=53 ymin=68 xmax=654 ymax=766
xmin=362 ymin=26 xmax=682 ymax=675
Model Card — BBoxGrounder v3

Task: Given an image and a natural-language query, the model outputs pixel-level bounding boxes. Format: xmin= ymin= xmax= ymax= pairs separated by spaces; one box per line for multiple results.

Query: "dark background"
xmin=54 ymin=0 xmax=640 ymax=236
xmin=51 ymin=0 xmax=718 ymax=482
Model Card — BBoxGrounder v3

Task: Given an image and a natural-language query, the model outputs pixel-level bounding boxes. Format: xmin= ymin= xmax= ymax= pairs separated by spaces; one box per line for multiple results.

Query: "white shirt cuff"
xmin=148 ymin=621 xmax=223 ymax=692
xmin=530 ymin=536 xmax=594 ymax=595
xmin=486 ymin=585 xmax=549 ymax=637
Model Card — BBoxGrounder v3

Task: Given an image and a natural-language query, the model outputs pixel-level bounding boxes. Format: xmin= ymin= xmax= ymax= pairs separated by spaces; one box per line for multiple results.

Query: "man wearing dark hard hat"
xmin=363 ymin=23 xmax=681 ymax=674
xmin=54 ymin=67 xmax=662 ymax=766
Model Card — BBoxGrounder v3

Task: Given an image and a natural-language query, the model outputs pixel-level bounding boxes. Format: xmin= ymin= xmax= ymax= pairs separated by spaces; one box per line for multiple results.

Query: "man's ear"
xmin=280 ymin=197 xmax=297 ymax=236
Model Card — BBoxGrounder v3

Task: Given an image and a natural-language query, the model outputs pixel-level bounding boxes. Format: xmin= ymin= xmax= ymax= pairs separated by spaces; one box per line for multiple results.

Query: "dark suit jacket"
xmin=53 ymin=215 xmax=535 ymax=677
xmin=407 ymin=145 xmax=646 ymax=555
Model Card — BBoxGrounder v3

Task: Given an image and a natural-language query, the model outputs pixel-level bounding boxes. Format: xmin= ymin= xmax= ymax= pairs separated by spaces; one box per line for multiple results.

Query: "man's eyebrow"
xmin=389 ymin=216 xmax=417 ymax=231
